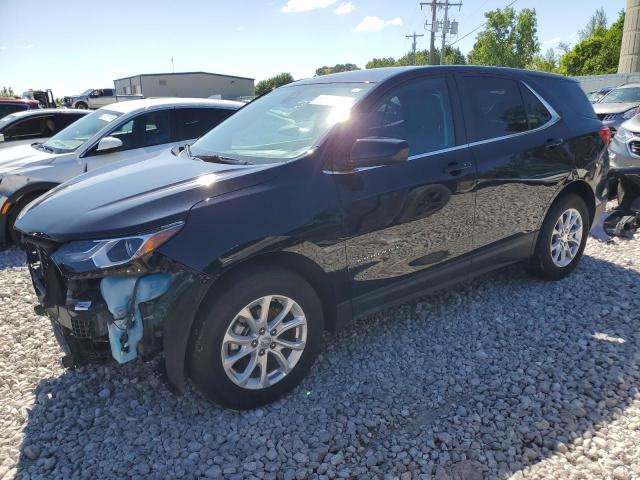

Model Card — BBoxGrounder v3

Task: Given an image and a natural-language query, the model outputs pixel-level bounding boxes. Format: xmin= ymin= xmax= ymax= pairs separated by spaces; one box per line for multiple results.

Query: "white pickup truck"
xmin=64 ymin=88 xmax=143 ymax=109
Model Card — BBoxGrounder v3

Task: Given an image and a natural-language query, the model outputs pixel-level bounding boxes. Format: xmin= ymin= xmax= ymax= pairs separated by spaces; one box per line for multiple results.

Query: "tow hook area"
xmin=100 ymin=274 xmax=175 ymax=364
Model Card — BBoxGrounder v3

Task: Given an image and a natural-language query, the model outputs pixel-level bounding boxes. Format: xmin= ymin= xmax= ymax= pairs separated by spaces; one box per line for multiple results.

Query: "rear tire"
xmin=529 ymin=193 xmax=589 ymax=281
xmin=188 ymin=267 xmax=323 ymax=409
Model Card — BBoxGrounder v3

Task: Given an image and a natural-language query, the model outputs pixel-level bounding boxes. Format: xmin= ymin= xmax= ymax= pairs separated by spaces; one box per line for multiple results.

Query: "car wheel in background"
xmin=188 ymin=267 xmax=323 ymax=409
xmin=7 ymin=192 xmax=42 ymax=247
xmin=528 ymin=193 xmax=589 ymax=281
xmin=75 ymin=102 xmax=87 ymax=109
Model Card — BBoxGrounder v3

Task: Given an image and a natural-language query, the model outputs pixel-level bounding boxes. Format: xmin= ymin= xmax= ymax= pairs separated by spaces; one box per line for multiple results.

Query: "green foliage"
xmin=467 ymin=7 xmax=539 ymax=68
xmin=0 ymin=86 xmax=15 ymax=97
xmin=55 ymin=97 xmax=65 ymax=107
xmin=529 ymin=48 xmax=559 ymax=73
xmin=578 ymin=7 xmax=608 ymax=42
xmin=558 ymin=10 xmax=624 ymax=76
xmin=314 ymin=63 xmax=360 ymax=76
xmin=255 ymin=73 xmax=294 ymax=96
xmin=365 ymin=46 xmax=466 ymax=69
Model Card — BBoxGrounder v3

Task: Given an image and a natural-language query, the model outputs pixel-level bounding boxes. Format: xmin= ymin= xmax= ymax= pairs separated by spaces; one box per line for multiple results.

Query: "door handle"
xmin=545 ymin=138 xmax=564 ymax=149
xmin=443 ymin=161 xmax=473 ymax=175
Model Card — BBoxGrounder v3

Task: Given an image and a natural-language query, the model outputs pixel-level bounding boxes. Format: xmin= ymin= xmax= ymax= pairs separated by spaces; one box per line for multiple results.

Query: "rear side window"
xmin=459 ymin=76 xmax=528 ymax=142
xmin=53 ymin=113 xmax=85 ymax=133
xmin=521 ymin=86 xmax=552 ymax=129
xmin=175 ymin=107 xmax=235 ymax=142
xmin=534 ymin=77 xmax=595 ymax=119
xmin=363 ymin=76 xmax=455 ymax=156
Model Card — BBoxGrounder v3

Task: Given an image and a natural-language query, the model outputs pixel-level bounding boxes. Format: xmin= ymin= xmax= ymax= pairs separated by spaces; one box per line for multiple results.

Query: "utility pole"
xmin=421 ymin=0 xmax=462 ymax=65
xmin=405 ymin=32 xmax=425 ymax=65
xmin=171 ymin=57 xmax=175 ymax=73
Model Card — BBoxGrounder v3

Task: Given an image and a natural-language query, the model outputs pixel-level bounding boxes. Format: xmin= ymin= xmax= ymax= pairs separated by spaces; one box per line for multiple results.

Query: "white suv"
xmin=0 ymin=97 xmax=241 ymax=245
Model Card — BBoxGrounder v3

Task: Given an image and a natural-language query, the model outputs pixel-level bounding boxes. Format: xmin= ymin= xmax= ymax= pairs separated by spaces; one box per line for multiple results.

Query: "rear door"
xmin=84 ymin=108 xmax=175 ymax=171
xmin=333 ymin=74 xmax=477 ymax=314
xmin=456 ymin=74 xmax=573 ymax=267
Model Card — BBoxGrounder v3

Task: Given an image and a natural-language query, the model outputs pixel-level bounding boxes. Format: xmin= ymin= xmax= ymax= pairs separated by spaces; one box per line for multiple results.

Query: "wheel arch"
xmin=554 ymin=180 xmax=596 ymax=227
xmin=2 ymin=182 xmax=58 ymax=244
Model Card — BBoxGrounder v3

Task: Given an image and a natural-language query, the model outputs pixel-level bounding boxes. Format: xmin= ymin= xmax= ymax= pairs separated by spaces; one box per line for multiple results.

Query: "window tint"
xmin=103 ymin=89 xmax=114 ymax=96
xmin=363 ymin=77 xmax=455 ymax=156
xmin=175 ymin=108 xmax=234 ymax=141
xmin=0 ymin=104 xmax=28 ymax=118
xmin=460 ymin=76 xmax=528 ymax=142
xmin=3 ymin=115 xmax=53 ymax=139
xmin=521 ymin=86 xmax=552 ymax=129
xmin=53 ymin=113 xmax=85 ymax=133
xmin=99 ymin=109 xmax=172 ymax=153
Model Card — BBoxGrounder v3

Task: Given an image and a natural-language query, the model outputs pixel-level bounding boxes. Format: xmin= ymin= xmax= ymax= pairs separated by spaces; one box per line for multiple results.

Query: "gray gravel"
xmin=1 ymin=232 xmax=639 ymax=480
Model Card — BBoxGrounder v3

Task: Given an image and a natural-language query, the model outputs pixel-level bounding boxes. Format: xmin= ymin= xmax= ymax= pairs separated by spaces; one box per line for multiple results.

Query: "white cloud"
xmin=354 ymin=16 xmax=402 ymax=32
xmin=282 ymin=0 xmax=336 ymax=13
xmin=334 ymin=2 xmax=354 ymax=15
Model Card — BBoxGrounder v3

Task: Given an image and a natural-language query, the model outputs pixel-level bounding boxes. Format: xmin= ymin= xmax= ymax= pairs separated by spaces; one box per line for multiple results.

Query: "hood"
xmin=593 ymin=102 xmax=639 ymax=115
xmin=15 ymin=150 xmax=280 ymax=241
xmin=0 ymin=144 xmax=56 ymax=176
xmin=619 ymin=115 xmax=640 ymax=133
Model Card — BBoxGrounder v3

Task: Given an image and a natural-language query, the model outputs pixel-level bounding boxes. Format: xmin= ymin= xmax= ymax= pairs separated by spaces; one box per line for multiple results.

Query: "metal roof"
xmin=113 ymin=71 xmax=254 ymax=82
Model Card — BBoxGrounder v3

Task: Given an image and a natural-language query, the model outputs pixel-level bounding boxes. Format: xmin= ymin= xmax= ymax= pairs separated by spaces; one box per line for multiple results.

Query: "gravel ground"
xmin=0 ymin=232 xmax=639 ymax=480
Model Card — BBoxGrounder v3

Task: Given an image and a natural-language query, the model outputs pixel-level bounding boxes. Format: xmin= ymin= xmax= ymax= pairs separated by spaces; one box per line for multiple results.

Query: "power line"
xmin=449 ymin=0 xmax=518 ymax=47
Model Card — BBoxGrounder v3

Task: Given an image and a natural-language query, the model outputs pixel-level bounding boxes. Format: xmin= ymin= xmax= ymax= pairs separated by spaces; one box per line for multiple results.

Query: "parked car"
xmin=0 ymin=108 xmax=89 ymax=149
xmin=64 ymin=88 xmax=143 ymax=109
xmin=587 ymin=86 xmax=614 ymax=103
xmin=0 ymin=98 xmax=41 ymax=118
xmin=607 ymin=116 xmax=640 ymax=205
xmin=16 ymin=66 xmax=609 ymax=409
xmin=0 ymin=97 xmax=241 ymax=245
xmin=593 ymin=83 xmax=640 ymax=135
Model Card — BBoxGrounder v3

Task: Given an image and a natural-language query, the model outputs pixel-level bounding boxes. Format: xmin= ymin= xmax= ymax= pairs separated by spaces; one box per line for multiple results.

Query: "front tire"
xmin=529 ymin=193 xmax=589 ymax=280
xmin=188 ymin=267 xmax=323 ymax=409
xmin=75 ymin=102 xmax=87 ymax=109
xmin=7 ymin=192 xmax=42 ymax=247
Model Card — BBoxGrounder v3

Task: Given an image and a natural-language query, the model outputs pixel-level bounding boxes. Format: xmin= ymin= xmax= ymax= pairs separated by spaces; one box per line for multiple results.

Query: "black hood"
xmin=15 ymin=151 xmax=279 ymax=241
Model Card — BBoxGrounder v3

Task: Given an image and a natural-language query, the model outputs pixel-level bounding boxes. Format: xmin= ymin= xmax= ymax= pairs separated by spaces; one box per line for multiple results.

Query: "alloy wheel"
xmin=221 ymin=295 xmax=307 ymax=390
xmin=550 ymin=208 xmax=583 ymax=268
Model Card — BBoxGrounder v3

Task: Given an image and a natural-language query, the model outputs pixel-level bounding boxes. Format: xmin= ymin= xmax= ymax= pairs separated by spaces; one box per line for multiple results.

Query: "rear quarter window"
xmin=529 ymin=76 xmax=596 ymax=119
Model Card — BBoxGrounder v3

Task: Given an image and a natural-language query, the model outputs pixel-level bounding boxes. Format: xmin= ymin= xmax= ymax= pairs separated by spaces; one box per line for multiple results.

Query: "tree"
xmin=366 ymin=57 xmax=397 ymax=69
xmin=558 ymin=10 xmax=624 ymax=76
xmin=467 ymin=7 xmax=539 ymax=68
xmin=529 ymin=48 xmax=558 ymax=73
xmin=255 ymin=73 xmax=294 ymax=96
xmin=365 ymin=46 xmax=465 ymax=69
xmin=0 ymin=86 xmax=15 ymax=97
xmin=578 ymin=7 xmax=608 ymax=42
xmin=315 ymin=63 xmax=359 ymax=76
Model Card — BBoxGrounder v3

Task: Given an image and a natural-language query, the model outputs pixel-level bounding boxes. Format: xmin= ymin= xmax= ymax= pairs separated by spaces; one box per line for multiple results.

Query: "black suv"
xmin=17 ymin=66 xmax=609 ymax=409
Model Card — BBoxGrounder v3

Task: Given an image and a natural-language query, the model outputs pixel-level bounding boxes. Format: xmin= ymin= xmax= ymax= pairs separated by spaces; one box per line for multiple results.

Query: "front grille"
xmin=598 ymin=113 xmax=618 ymax=121
xmin=630 ymin=141 xmax=640 ymax=156
xmin=25 ymin=242 xmax=65 ymax=307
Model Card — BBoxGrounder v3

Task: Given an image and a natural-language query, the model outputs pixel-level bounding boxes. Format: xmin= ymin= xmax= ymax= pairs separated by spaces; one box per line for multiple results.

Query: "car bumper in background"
xmin=0 ymin=195 xmax=10 ymax=245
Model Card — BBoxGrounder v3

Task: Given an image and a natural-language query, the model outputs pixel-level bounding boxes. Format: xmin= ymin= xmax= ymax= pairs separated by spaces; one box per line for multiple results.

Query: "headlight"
xmin=51 ymin=222 xmax=183 ymax=273
xmin=615 ymin=125 xmax=635 ymax=143
xmin=622 ymin=107 xmax=639 ymax=120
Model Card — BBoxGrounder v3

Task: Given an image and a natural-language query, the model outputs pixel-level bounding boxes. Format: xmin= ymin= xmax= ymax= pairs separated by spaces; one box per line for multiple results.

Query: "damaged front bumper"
xmin=24 ymin=236 xmax=210 ymax=385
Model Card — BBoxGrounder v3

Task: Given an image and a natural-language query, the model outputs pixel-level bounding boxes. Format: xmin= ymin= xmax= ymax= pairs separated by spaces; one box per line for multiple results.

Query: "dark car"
xmin=16 ymin=66 xmax=610 ymax=409
xmin=0 ymin=108 xmax=89 ymax=149
xmin=0 ymin=98 xmax=41 ymax=118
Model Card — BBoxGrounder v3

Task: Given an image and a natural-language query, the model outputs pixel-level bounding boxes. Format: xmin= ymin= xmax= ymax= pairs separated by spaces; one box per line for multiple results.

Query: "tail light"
xmin=599 ymin=126 xmax=612 ymax=145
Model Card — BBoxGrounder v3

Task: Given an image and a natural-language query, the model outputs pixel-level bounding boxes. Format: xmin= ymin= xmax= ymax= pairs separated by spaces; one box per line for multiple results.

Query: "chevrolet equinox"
xmin=16 ymin=66 xmax=610 ymax=409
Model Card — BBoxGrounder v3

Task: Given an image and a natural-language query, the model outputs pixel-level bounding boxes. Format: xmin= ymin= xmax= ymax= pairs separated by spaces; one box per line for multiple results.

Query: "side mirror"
xmin=96 ymin=136 xmax=123 ymax=153
xmin=347 ymin=137 xmax=409 ymax=170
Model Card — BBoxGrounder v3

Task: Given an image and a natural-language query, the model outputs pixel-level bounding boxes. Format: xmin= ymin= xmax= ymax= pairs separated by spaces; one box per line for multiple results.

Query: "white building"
xmin=113 ymin=71 xmax=254 ymax=100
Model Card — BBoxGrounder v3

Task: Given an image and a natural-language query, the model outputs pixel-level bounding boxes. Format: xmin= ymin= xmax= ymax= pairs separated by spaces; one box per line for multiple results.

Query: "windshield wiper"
xmin=33 ymin=142 xmax=54 ymax=153
xmin=194 ymin=154 xmax=252 ymax=165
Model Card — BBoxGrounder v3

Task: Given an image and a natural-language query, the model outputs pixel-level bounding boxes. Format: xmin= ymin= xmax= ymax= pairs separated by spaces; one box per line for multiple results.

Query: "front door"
xmin=332 ymin=75 xmax=477 ymax=315
xmin=84 ymin=108 xmax=177 ymax=171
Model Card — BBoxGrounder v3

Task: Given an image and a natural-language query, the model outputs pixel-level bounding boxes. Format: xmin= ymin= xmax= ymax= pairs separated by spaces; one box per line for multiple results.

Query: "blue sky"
xmin=0 ymin=0 xmax=627 ymax=97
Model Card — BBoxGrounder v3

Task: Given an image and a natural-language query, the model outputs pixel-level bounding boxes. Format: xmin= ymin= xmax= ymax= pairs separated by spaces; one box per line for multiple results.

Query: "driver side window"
xmin=362 ymin=77 xmax=455 ymax=157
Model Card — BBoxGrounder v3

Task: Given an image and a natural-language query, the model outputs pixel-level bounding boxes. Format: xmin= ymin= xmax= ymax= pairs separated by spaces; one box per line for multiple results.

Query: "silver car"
xmin=593 ymin=83 xmax=640 ymax=135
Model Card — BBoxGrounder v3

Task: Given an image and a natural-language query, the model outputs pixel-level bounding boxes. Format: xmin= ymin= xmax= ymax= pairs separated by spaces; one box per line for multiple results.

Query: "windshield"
xmin=43 ymin=109 xmax=122 ymax=153
xmin=80 ymin=89 xmax=93 ymax=96
xmin=190 ymin=82 xmax=374 ymax=164
xmin=601 ymin=87 xmax=640 ymax=104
